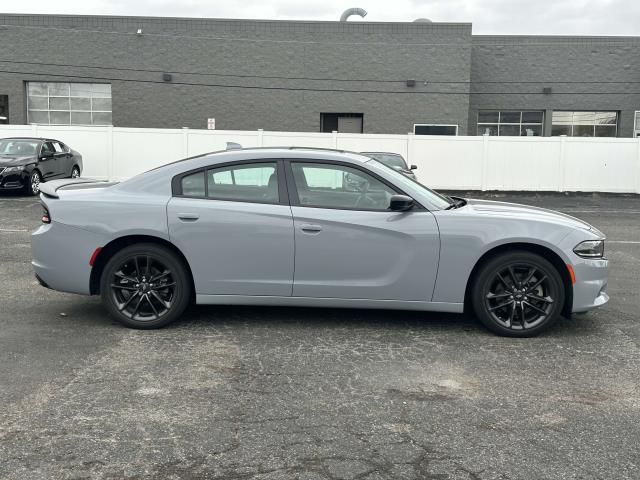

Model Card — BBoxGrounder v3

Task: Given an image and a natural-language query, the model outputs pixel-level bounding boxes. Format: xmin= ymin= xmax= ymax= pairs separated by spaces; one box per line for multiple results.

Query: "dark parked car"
xmin=362 ymin=152 xmax=418 ymax=180
xmin=0 ymin=137 xmax=83 ymax=195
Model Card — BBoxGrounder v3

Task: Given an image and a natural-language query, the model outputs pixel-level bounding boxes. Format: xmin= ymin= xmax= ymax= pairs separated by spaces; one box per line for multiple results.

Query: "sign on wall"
xmin=207 ymin=118 xmax=216 ymax=130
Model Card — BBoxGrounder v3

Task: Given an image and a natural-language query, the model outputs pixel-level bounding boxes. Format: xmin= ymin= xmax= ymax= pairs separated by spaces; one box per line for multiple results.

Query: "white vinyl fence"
xmin=2 ymin=124 xmax=640 ymax=193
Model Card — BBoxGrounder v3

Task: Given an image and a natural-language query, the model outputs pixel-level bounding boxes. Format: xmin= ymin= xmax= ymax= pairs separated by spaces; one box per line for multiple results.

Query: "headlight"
xmin=4 ymin=166 xmax=25 ymax=173
xmin=573 ymin=240 xmax=605 ymax=258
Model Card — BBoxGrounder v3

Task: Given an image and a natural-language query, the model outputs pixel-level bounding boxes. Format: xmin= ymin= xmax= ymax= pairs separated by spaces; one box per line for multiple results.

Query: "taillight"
xmin=41 ymin=204 xmax=51 ymax=224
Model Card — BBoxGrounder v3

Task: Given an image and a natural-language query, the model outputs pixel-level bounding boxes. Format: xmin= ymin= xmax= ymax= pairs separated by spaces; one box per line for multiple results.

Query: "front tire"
xmin=471 ymin=251 xmax=565 ymax=337
xmin=71 ymin=166 xmax=80 ymax=178
xmin=100 ymin=244 xmax=192 ymax=329
xmin=26 ymin=170 xmax=42 ymax=196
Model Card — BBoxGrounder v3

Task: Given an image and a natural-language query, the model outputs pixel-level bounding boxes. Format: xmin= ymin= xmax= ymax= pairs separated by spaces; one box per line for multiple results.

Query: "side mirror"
xmin=410 ymin=165 xmax=418 ymax=170
xmin=389 ymin=194 xmax=414 ymax=212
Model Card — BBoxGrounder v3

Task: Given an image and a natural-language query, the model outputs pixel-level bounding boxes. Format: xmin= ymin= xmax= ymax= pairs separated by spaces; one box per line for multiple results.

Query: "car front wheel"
xmin=71 ymin=166 xmax=80 ymax=178
xmin=100 ymin=244 xmax=192 ymax=329
xmin=26 ymin=170 xmax=42 ymax=196
xmin=471 ymin=251 xmax=565 ymax=337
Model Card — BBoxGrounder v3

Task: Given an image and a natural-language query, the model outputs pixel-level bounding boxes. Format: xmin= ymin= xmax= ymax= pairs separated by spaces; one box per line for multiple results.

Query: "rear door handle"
xmin=301 ymin=224 xmax=322 ymax=233
xmin=178 ymin=213 xmax=200 ymax=221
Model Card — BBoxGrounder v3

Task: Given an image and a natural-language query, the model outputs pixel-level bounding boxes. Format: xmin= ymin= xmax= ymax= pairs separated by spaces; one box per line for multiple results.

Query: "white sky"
xmin=1 ymin=0 xmax=638 ymax=35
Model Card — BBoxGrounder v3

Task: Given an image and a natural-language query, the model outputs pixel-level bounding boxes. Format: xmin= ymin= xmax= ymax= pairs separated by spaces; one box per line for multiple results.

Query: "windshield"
xmin=0 ymin=140 xmax=39 ymax=156
xmin=364 ymin=153 xmax=407 ymax=170
xmin=365 ymin=158 xmax=453 ymax=210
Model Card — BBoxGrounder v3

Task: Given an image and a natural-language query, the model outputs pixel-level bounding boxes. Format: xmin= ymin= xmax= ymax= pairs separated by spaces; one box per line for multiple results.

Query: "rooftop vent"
xmin=340 ymin=8 xmax=367 ymax=22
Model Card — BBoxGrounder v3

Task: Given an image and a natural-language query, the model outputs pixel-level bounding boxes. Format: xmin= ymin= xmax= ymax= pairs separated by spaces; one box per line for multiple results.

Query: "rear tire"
xmin=471 ymin=251 xmax=565 ymax=337
xmin=100 ymin=244 xmax=192 ymax=329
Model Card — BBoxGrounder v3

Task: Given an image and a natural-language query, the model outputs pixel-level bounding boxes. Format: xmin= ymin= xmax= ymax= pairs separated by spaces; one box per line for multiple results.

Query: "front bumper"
xmin=572 ymin=257 xmax=609 ymax=313
xmin=0 ymin=170 xmax=28 ymax=190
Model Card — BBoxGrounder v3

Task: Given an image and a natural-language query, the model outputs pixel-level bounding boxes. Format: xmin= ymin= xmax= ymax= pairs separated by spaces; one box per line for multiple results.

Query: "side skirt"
xmin=195 ymin=294 xmax=464 ymax=313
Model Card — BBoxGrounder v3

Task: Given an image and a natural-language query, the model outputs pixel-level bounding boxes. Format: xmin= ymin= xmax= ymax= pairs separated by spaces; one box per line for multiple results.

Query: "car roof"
xmin=362 ymin=151 xmax=404 ymax=156
xmin=0 ymin=137 xmax=56 ymax=142
xmin=150 ymin=146 xmax=372 ymax=172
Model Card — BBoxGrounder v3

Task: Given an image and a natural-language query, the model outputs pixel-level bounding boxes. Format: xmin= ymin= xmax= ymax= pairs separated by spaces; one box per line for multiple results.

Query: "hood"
xmin=465 ymin=198 xmax=599 ymax=234
xmin=0 ymin=154 xmax=36 ymax=167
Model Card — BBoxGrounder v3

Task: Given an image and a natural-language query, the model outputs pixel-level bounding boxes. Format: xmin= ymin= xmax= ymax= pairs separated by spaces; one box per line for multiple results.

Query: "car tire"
xmin=471 ymin=251 xmax=565 ymax=337
xmin=100 ymin=243 xmax=192 ymax=329
xmin=71 ymin=166 xmax=81 ymax=178
xmin=26 ymin=170 xmax=42 ymax=196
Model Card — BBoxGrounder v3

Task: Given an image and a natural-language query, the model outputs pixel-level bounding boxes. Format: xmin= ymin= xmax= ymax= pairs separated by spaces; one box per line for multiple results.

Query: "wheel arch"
xmin=89 ymin=234 xmax=195 ymax=297
xmin=463 ymin=242 xmax=573 ymax=318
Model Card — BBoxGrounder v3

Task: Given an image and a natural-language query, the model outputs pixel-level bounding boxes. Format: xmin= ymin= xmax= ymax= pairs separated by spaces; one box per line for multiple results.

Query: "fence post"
xmin=406 ymin=132 xmax=414 ymax=165
xmin=558 ymin=135 xmax=567 ymax=192
xmin=481 ymin=134 xmax=489 ymax=191
xmin=106 ymin=125 xmax=114 ymax=181
xmin=182 ymin=127 xmax=189 ymax=157
xmin=257 ymin=129 xmax=264 ymax=147
xmin=332 ymin=130 xmax=338 ymax=149
xmin=636 ymin=138 xmax=640 ymax=194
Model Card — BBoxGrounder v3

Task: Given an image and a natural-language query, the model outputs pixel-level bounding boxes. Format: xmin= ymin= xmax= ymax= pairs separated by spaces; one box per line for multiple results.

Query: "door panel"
xmin=38 ymin=142 xmax=59 ymax=178
xmin=168 ymin=197 xmax=294 ymax=296
xmin=291 ymin=206 xmax=440 ymax=301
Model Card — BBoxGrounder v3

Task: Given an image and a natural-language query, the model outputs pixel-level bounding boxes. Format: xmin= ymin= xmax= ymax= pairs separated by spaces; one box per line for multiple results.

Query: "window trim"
xmin=284 ymin=158 xmax=425 ymax=212
xmin=413 ymin=124 xmax=459 ymax=136
xmin=476 ymin=110 xmax=544 ymax=137
xmin=550 ymin=110 xmax=618 ymax=137
xmin=171 ymin=159 xmax=289 ymax=206
xmin=25 ymin=81 xmax=112 ymax=126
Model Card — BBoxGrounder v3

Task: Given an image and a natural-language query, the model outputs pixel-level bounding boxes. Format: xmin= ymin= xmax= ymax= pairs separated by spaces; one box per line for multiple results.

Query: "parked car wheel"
xmin=71 ymin=166 xmax=81 ymax=178
xmin=100 ymin=244 xmax=192 ymax=329
xmin=472 ymin=251 xmax=564 ymax=337
xmin=26 ymin=170 xmax=42 ymax=196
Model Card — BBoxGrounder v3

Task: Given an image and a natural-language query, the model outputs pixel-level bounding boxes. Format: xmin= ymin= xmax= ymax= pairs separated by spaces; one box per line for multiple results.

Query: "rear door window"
xmin=207 ymin=162 xmax=279 ymax=204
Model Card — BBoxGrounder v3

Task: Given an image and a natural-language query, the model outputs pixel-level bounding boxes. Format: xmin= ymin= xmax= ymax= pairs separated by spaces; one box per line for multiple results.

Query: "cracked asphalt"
xmin=0 ymin=191 xmax=639 ymax=480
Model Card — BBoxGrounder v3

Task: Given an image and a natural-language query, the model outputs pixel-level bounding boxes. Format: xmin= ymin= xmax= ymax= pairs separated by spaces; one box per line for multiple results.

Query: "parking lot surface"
xmin=1 ymin=191 xmax=639 ymax=480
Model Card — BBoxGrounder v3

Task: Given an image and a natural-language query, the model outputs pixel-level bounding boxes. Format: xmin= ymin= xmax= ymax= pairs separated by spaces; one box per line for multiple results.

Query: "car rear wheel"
xmin=26 ymin=170 xmax=42 ymax=196
xmin=71 ymin=166 xmax=80 ymax=178
xmin=100 ymin=244 xmax=192 ymax=329
xmin=471 ymin=251 xmax=565 ymax=337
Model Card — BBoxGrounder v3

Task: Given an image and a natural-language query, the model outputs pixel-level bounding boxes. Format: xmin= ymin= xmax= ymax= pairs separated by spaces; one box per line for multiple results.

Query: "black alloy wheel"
xmin=472 ymin=251 xmax=564 ymax=337
xmin=100 ymin=244 xmax=191 ymax=329
xmin=71 ymin=166 xmax=80 ymax=178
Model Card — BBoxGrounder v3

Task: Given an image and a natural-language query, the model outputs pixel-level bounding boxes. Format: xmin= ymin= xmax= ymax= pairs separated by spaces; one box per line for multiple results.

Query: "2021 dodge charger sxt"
xmin=0 ymin=137 xmax=83 ymax=195
xmin=31 ymin=147 xmax=609 ymax=336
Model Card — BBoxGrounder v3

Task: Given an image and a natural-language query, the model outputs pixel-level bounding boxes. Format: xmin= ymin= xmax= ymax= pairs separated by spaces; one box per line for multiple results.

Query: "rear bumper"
xmin=31 ymin=221 xmax=107 ymax=295
xmin=572 ymin=258 xmax=609 ymax=313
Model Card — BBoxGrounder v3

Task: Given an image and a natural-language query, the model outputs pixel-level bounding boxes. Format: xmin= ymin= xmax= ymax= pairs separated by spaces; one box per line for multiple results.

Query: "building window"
xmin=320 ymin=113 xmax=363 ymax=133
xmin=551 ymin=111 xmax=618 ymax=137
xmin=477 ymin=111 xmax=544 ymax=136
xmin=27 ymin=82 xmax=112 ymax=126
xmin=414 ymin=124 xmax=458 ymax=136
xmin=0 ymin=95 xmax=8 ymax=124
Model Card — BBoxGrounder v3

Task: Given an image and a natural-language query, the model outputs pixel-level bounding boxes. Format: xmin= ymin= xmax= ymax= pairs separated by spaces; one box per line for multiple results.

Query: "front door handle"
xmin=301 ymin=224 xmax=322 ymax=233
xmin=178 ymin=213 xmax=200 ymax=221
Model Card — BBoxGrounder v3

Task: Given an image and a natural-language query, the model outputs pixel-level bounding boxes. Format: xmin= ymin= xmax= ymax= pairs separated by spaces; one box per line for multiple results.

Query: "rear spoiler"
xmin=39 ymin=178 xmax=115 ymax=198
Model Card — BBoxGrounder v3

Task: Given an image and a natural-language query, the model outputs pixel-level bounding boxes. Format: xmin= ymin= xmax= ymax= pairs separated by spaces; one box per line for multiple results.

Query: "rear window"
xmin=181 ymin=171 xmax=205 ymax=197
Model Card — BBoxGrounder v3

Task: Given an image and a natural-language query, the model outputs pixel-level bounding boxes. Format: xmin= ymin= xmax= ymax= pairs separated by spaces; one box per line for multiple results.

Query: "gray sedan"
xmin=31 ymin=148 xmax=608 ymax=336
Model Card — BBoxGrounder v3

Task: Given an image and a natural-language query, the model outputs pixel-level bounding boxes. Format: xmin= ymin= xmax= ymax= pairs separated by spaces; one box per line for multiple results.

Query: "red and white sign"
xmin=207 ymin=118 xmax=216 ymax=130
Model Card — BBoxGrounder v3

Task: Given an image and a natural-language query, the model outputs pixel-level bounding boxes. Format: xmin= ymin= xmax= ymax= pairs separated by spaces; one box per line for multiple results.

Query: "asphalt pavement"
xmin=0 ymin=190 xmax=638 ymax=479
